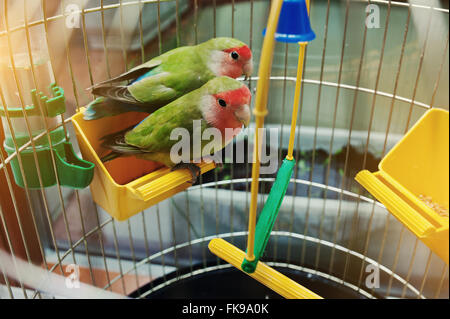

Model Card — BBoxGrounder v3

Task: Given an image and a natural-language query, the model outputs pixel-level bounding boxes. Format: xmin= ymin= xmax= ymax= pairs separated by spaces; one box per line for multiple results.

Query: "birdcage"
xmin=0 ymin=0 xmax=448 ymax=300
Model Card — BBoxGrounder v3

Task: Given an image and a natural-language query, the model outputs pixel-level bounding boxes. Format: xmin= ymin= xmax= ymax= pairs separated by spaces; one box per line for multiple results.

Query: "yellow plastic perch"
xmin=356 ymin=108 xmax=449 ymax=264
xmin=72 ymin=109 xmax=215 ymax=221
xmin=209 ymin=238 xmax=322 ymax=299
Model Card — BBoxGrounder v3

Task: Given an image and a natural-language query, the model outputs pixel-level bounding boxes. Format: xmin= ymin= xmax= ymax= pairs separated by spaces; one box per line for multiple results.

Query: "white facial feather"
xmin=207 ymin=50 xmax=229 ymax=76
xmin=200 ymin=95 xmax=218 ymax=127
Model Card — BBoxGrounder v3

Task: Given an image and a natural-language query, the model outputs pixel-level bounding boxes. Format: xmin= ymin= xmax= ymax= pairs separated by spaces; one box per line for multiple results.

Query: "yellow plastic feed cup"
xmin=356 ymin=108 xmax=449 ymax=264
xmin=72 ymin=109 xmax=215 ymax=221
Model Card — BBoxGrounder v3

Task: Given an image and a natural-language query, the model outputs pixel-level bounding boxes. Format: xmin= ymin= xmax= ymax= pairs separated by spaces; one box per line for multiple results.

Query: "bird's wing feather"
xmin=124 ymin=91 xmax=207 ymax=154
xmin=89 ymin=63 xmax=160 ymax=90
xmin=91 ymin=45 xmax=195 ymax=90
xmin=90 ymin=86 xmax=144 ymax=106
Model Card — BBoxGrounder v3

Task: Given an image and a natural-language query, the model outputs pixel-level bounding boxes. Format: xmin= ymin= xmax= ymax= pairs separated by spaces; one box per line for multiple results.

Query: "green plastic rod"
xmin=241 ymin=158 xmax=295 ymax=273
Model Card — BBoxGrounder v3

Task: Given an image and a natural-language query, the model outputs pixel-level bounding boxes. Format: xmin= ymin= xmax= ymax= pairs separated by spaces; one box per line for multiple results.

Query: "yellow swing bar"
xmin=209 ymin=238 xmax=322 ymax=299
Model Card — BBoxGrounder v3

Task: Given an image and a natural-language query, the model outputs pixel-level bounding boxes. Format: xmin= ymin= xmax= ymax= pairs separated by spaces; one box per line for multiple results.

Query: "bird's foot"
xmin=171 ymin=163 xmax=201 ymax=184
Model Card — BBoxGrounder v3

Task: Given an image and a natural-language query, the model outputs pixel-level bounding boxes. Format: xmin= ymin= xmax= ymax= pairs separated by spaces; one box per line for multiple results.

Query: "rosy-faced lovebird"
xmin=84 ymin=37 xmax=253 ymax=120
xmin=100 ymin=77 xmax=251 ymax=183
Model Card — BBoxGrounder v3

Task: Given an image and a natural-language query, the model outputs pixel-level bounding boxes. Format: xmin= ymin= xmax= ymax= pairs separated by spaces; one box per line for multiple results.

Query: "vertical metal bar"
xmin=192 ymin=0 xmax=199 ymax=42
xmin=200 ymin=175 xmax=207 ymax=269
xmin=119 ymin=0 xmax=129 ymax=68
xmin=141 ymin=210 xmax=153 ymax=290
xmin=212 ymin=0 xmax=216 ymax=38
xmin=434 ymin=264 xmax=448 ymax=299
xmin=0 ymin=250 xmax=14 ymax=298
xmin=231 ymin=0 xmax=235 ymax=37
xmin=369 ymin=214 xmax=391 ymax=296
xmin=126 ymin=219 xmax=140 ymax=294
xmin=110 ymin=219 xmax=127 ymax=294
xmin=385 ymin=228 xmax=406 ymax=297
xmin=321 ymin=0 xmax=350 ymax=275
xmin=183 ymin=194 xmax=193 ymax=275
xmin=58 ymin=0 xmax=81 ymax=113
xmin=169 ymin=201 xmax=179 ymax=279
xmin=312 ymin=0 xmax=331 ymax=272
xmin=417 ymin=251 xmax=432 ymax=299
xmin=100 ymin=0 xmax=112 ymax=78
xmin=138 ymin=0 xmax=145 ymax=63
xmin=175 ymin=0 xmax=180 ymax=47
xmin=429 ymin=33 xmax=449 ymax=108
xmin=404 ymin=7 xmax=433 ymax=130
xmin=401 ymin=238 xmax=419 ymax=298
xmin=92 ymin=205 xmax=113 ymax=291
xmin=155 ymin=207 xmax=167 ymax=283
xmin=157 ymin=0 xmax=162 ymax=54
xmin=80 ymin=7 xmax=95 ymax=87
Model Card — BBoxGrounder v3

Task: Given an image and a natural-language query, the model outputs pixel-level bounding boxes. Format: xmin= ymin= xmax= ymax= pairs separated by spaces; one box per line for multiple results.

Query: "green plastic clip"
xmin=5 ymin=139 xmax=94 ymax=189
xmin=241 ymin=158 xmax=295 ymax=273
xmin=1 ymin=83 xmax=95 ymax=189
xmin=0 ymin=83 xmax=65 ymax=118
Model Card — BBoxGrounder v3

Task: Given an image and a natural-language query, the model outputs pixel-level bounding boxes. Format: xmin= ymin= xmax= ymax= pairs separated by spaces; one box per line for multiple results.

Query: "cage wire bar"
xmin=0 ymin=0 xmax=448 ymax=299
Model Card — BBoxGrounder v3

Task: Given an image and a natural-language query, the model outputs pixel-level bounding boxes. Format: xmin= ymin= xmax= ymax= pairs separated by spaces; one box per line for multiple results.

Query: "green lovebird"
xmin=84 ymin=37 xmax=253 ymax=120
xmin=100 ymin=76 xmax=251 ymax=182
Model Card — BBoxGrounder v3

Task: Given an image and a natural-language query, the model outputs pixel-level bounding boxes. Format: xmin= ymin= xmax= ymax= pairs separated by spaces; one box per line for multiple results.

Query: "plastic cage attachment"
xmin=356 ymin=108 xmax=449 ymax=264
xmin=1 ymin=84 xmax=94 ymax=189
xmin=71 ymin=109 xmax=216 ymax=221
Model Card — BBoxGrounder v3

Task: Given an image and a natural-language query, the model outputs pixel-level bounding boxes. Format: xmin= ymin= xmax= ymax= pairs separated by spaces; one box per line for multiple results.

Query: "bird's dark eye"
xmin=218 ymin=99 xmax=227 ymax=107
xmin=231 ymin=51 xmax=239 ymax=60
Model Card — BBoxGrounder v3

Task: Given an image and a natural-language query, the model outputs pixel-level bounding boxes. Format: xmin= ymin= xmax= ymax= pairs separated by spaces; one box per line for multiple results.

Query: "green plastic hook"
xmin=0 ymin=83 xmax=66 ymax=118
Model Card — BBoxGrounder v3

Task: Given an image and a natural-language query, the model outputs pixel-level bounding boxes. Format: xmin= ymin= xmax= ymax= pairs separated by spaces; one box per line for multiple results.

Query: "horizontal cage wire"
xmin=0 ymin=0 xmax=448 ymax=299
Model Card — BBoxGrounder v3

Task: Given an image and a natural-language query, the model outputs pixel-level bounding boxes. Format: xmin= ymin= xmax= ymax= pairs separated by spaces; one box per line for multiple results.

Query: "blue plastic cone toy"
xmin=264 ymin=0 xmax=316 ymax=43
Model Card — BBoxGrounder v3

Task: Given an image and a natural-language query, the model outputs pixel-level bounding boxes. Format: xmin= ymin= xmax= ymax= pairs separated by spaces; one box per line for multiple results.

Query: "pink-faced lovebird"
xmin=100 ymin=77 xmax=251 ymax=183
xmin=84 ymin=37 xmax=253 ymax=121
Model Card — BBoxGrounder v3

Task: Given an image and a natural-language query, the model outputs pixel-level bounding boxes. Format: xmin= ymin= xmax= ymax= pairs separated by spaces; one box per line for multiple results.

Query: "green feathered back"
xmin=128 ymin=38 xmax=248 ymax=103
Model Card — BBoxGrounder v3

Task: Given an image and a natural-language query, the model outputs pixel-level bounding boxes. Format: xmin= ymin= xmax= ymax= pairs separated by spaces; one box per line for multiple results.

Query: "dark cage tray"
xmin=129 ymin=263 xmax=368 ymax=299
